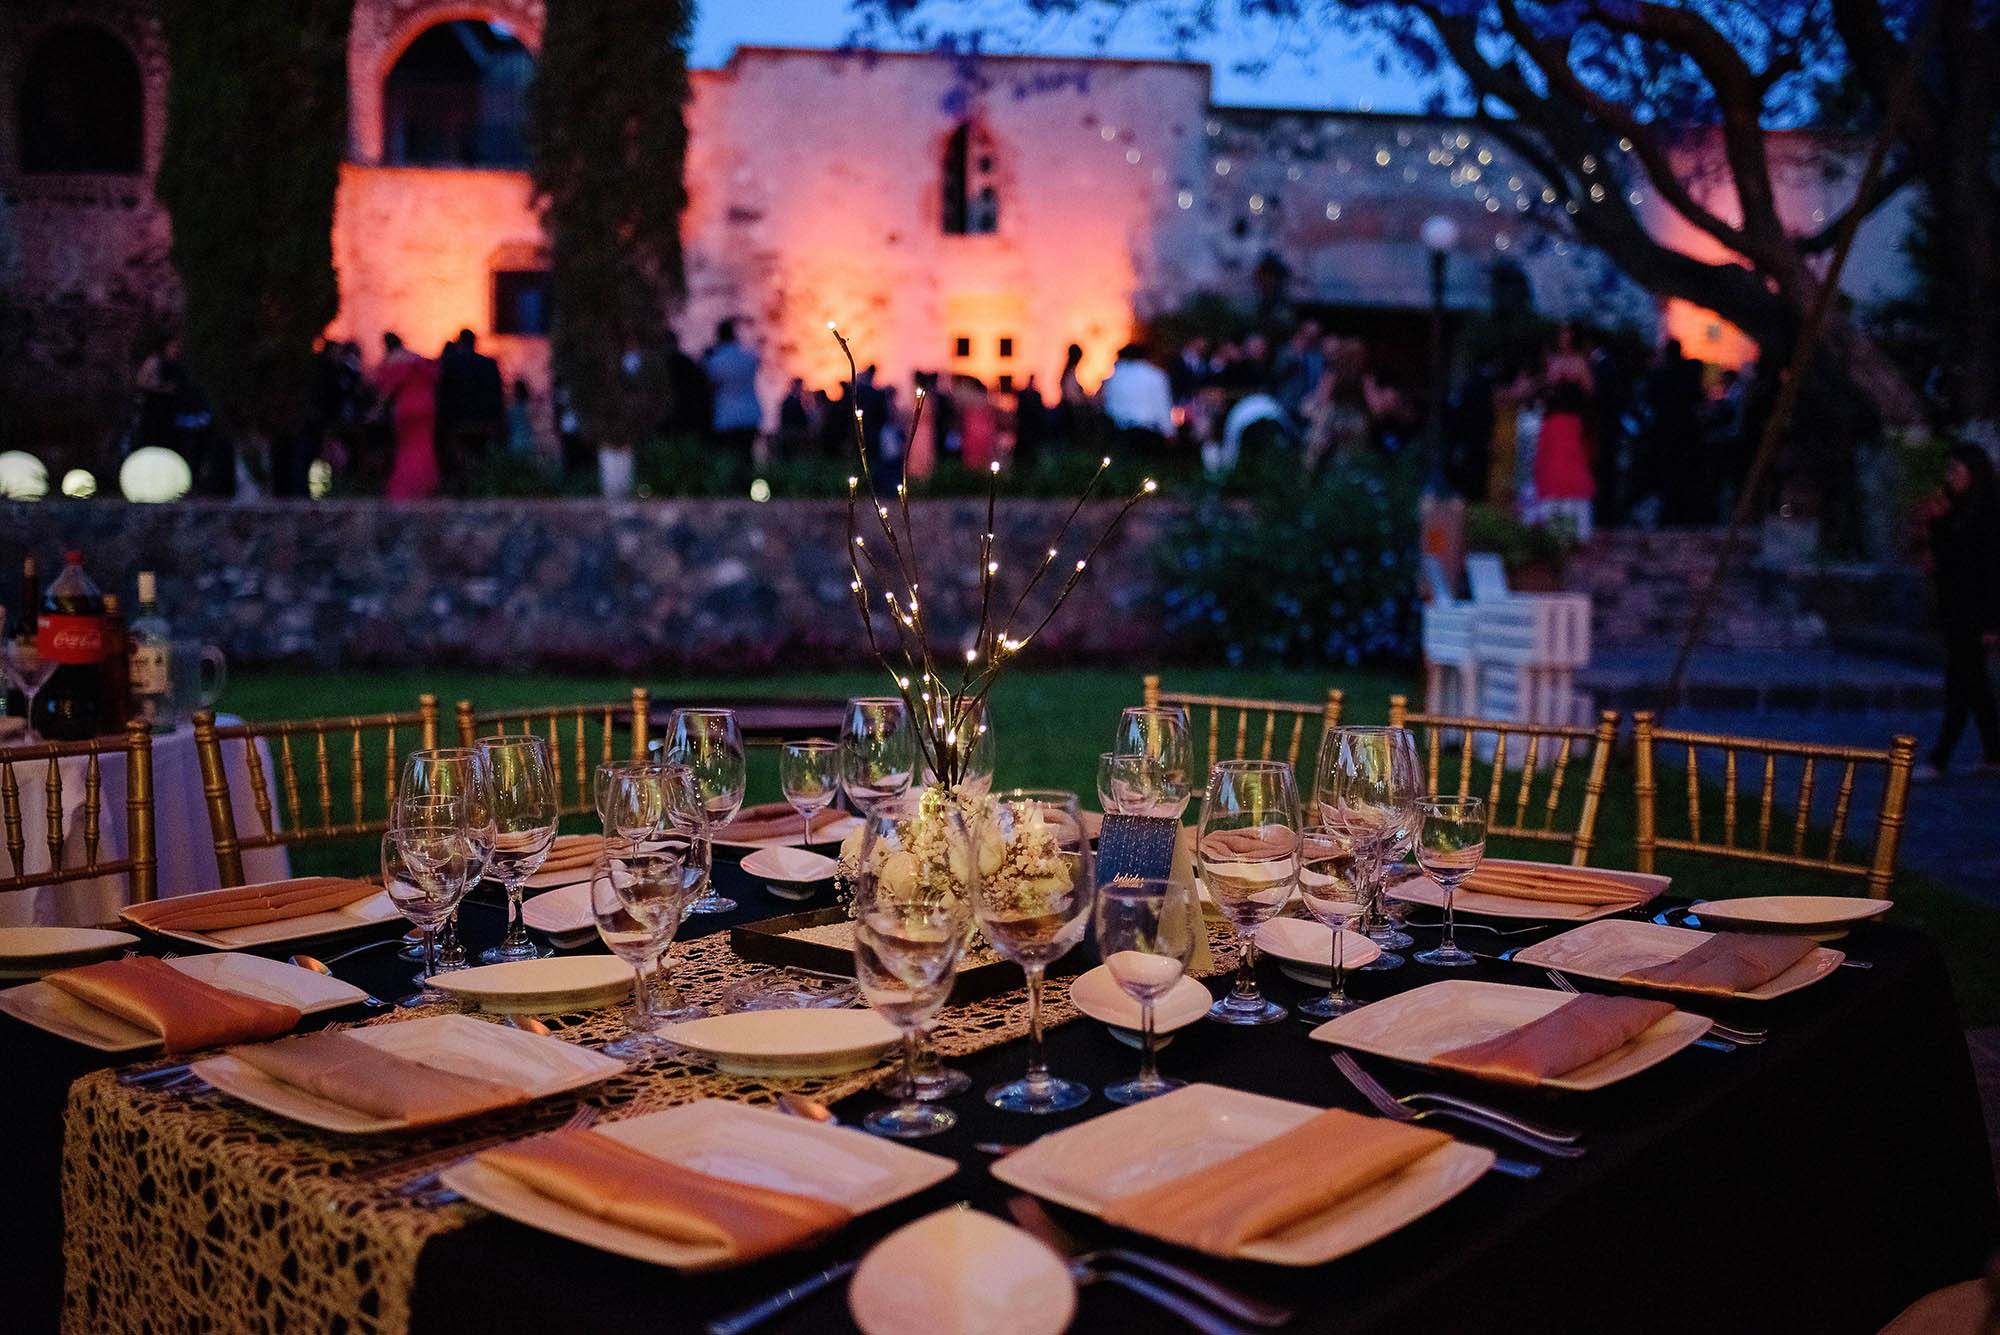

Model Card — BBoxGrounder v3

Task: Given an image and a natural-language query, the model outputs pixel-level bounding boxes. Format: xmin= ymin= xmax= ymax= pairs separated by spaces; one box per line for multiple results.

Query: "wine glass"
xmin=851 ymin=792 xmax=975 ymax=1138
xmin=1093 ymin=875 xmax=1200 ymax=1104
xmin=1413 ymin=795 xmax=1488 ymax=968
xmin=1315 ymin=726 xmax=1421 ymax=967
xmin=1112 ymin=706 xmax=1193 ymax=819
xmin=779 ymin=740 xmax=841 ymax=845
xmin=477 ymin=733 xmax=559 ymax=963
xmin=976 ymin=789 xmax=1094 ymax=1113
xmin=1198 ymin=759 xmax=1302 ymax=1025
xmin=924 ymin=697 xmax=995 ymax=795
xmin=1296 ymin=823 xmax=1378 ymax=1018
xmin=604 ymin=763 xmax=677 ymax=845
xmin=589 ymin=844 xmax=693 ymax=1057
xmin=1097 ymin=751 xmax=1166 ymax=817
xmin=643 ymin=764 xmax=710 ymax=1023
xmin=594 ymin=760 xmax=628 ymax=837
xmin=667 ymin=708 xmax=746 ymax=915
xmin=381 ymin=803 xmax=479 ymax=1007
xmin=397 ymin=747 xmax=495 ymax=973
xmin=840 ymin=696 xmax=916 ymax=813
xmin=1 ymin=641 xmax=58 ymax=743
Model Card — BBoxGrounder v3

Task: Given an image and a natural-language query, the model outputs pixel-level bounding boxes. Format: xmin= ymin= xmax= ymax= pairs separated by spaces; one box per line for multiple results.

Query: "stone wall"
xmin=0 ymin=498 xmax=1174 ymax=671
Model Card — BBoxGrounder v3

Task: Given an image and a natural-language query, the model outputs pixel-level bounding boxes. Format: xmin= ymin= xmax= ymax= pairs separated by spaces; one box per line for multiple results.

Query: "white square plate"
xmin=1253 ymin=916 xmax=1382 ymax=984
xmin=440 ymin=1099 xmax=958 ymax=1270
xmin=1307 ymin=979 xmax=1711 ymax=1091
xmin=990 ymin=1083 xmax=1493 ymax=1266
xmin=1389 ymin=860 xmax=1670 ymax=922
xmin=120 ymin=881 xmax=401 ymax=950
xmin=0 ymin=952 xmax=366 ymax=1052
xmin=191 ymin=1013 xmax=625 ymax=1132
xmin=1511 ymin=919 xmax=1843 ymax=1001
xmin=522 ymin=881 xmax=594 ymax=937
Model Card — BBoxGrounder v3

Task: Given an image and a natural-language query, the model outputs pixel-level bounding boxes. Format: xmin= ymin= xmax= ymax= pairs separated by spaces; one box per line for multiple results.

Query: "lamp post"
xmin=1420 ymin=215 xmax=1460 ymax=468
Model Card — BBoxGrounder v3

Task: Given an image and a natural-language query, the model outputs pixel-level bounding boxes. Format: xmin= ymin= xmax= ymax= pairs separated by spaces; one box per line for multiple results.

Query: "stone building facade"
xmin=0 ymin=0 xmax=1919 ymax=471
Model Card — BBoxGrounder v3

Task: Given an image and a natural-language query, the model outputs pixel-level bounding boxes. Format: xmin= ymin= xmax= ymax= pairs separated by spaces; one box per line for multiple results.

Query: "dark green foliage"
xmin=153 ymin=0 xmax=351 ymax=437
xmin=529 ymin=0 xmax=693 ymax=450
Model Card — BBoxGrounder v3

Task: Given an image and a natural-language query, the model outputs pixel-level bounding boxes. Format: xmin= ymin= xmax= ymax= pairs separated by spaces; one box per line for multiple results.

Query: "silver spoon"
xmin=287 ymin=954 xmax=390 ymax=1007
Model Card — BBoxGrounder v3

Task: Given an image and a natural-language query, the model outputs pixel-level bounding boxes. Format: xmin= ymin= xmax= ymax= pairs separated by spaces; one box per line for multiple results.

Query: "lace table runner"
xmin=61 ymin=921 xmax=1233 ymax=1335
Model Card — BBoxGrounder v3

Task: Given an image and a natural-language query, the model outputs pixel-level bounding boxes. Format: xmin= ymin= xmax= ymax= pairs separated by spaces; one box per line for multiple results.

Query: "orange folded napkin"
xmin=1459 ymin=865 xmax=1650 ymax=908
xmin=44 ymin=957 xmax=301 ymax=1053
xmin=124 ymin=878 xmax=379 ymax=933
xmin=1099 ymin=1108 xmax=1448 ymax=1256
xmin=226 ymin=1030 xmax=528 ymax=1125
xmin=1198 ymin=826 xmax=1301 ymax=862
xmin=1431 ymin=995 xmax=1676 ymax=1086
xmin=713 ymin=803 xmax=846 ymax=843
xmin=1621 ymin=931 xmax=1818 ymax=996
xmin=537 ymin=834 xmax=609 ymax=875
xmin=476 ymin=1127 xmax=852 ymax=1263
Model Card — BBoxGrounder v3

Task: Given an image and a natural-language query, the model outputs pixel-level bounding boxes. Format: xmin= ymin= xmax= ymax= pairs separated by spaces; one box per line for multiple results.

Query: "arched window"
xmin=942 ymin=121 xmax=999 ymax=236
xmin=18 ymin=23 xmax=143 ymax=174
xmin=383 ymin=19 xmax=532 ymax=167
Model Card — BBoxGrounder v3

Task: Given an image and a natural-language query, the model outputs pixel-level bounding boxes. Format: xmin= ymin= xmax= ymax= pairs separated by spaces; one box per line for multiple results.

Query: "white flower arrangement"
xmin=835 ymin=788 xmax=1072 ymax=942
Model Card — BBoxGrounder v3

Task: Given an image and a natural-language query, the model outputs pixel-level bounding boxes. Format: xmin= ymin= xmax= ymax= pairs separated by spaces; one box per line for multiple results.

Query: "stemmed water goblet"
xmin=381 ymin=799 xmax=481 ymax=1007
xmin=850 ymin=792 xmax=975 ymax=1139
xmin=1113 ymin=706 xmax=1193 ymax=819
xmin=1097 ymin=751 xmax=1166 ymax=816
xmin=666 ymin=708 xmax=746 ymax=914
xmin=1198 ymin=758 xmax=1302 ymax=1025
xmin=779 ymin=740 xmax=841 ymax=845
xmin=396 ymin=747 xmax=495 ymax=972
xmin=1412 ymin=795 xmax=1488 ymax=968
xmin=1 ymin=641 xmax=58 ymax=742
xmin=976 ymin=789 xmax=1094 ymax=1113
xmin=1093 ymin=875 xmax=1200 ymax=1104
xmin=477 ymin=733 xmax=558 ymax=963
xmin=589 ymin=844 xmax=694 ymax=1058
xmin=1295 ymin=823 xmax=1378 ymax=1019
xmin=841 ymin=697 xmax=916 ymax=814
xmin=1315 ymin=726 xmax=1421 ymax=967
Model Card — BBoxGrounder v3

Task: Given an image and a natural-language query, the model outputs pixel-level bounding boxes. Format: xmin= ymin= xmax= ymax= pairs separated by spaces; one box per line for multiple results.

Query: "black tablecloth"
xmin=7 ymin=859 xmax=1997 ymax=1335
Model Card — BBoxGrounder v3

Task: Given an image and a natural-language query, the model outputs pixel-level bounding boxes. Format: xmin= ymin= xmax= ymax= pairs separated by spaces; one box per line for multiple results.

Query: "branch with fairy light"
xmin=828 ymin=322 xmax=1155 ymax=790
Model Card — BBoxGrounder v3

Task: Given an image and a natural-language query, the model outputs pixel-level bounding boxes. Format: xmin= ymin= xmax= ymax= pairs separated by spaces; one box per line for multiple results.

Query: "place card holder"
xmin=1095 ymin=815 xmax=1182 ymax=885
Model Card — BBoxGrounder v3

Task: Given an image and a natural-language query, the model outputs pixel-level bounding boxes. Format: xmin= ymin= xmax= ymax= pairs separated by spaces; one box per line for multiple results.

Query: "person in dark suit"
xmin=435 ymin=329 xmax=505 ymax=492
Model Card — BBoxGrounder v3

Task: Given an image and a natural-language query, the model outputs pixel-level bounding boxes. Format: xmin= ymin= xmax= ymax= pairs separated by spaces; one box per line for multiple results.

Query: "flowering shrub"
xmin=1157 ymin=454 xmax=1422 ymax=667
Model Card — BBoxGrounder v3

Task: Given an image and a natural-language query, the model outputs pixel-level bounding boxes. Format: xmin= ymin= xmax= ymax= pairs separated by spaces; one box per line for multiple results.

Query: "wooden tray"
xmin=730 ymin=908 xmax=1087 ymax=1006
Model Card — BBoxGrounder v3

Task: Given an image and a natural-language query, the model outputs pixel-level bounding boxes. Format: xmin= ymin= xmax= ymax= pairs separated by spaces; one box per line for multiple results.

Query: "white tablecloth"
xmin=0 ymin=716 xmax=290 ymax=927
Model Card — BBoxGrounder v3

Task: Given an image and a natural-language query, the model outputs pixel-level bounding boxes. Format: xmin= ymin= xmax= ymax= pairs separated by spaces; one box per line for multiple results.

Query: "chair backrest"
xmin=1632 ymin=711 xmax=1916 ymax=896
xmin=1387 ymin=694 xmax=1620 ymax=865
xmin=0 ymin=721 xmax=158 ymax=906
xmin=1141 ymin=674 xmax=1344 ymax=783
xmin=192 ymin=697 xmax=440 ymax=887
xmin=1465 ymin=553 xmax=1511 ymax=602
xmin=455 ymin=689 xmax=649 ymax=818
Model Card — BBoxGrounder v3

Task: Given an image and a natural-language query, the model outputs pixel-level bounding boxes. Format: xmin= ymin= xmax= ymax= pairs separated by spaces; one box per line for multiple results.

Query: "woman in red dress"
xmin=1532 ymin=323 xmax=1596 ymax=539
xmin=372 ymin=332 xmax=440 ymax=499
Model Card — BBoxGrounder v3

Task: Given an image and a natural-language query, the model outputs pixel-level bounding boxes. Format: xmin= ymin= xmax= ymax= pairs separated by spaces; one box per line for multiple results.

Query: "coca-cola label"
xmin=38 ymin=614 xmax=103 ymax=664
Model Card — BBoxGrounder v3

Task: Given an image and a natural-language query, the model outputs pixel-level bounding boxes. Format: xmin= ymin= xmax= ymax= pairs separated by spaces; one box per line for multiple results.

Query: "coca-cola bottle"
xmin=34 ymin=551 xmax=105 ymax=740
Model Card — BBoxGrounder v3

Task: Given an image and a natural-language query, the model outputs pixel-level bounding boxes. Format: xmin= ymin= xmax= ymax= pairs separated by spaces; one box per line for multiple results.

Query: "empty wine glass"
xmin=1296 ymin=823 xmax=1378 ymax=1018
xmin=779 ymin=740 xmax=841 ymax=845
xmin=604 ymin=763 xmax=678 ymax=845
xmin=851 ymin=792 xmax=974 ymax=1138
xmin=382 ymin=805 xmax=480 ymax=1007
xmin=1315 ymin=726 xmax=1421 ymax=967
xmin=1112 ymin=706 xmax=1193 ymax=819
xmin=1 ymin=641 xmax=58 ymax=743
xmin=594 ymin=760 xmax=628 ymax=837
xmin=924 ymin=696 xmax=995 ymax=795
xmin=1094 ymin=876 xmax=1200 ymax=1104
xmin=1198 ymin=759 xmax=1302 ymax=1026
xmin=590 ymin=844 xmax=693 ymax=1057
xmin=1413 ymin=795 xmax=1488 ymax=968
xmin=477 ymin=733 xmax=558 ymax=963
xmin=397 ymin=747 xmax=495 ymax=974
xmin=841 ymin=696 xmax=916 ymax=814
xmin=666 ymin=708 xmax=746 ymax=914
xmin=977 ymin=789 xmax=1094 ymax=1113
xmin=1097 ymin=751 xmax=1166 ymax=816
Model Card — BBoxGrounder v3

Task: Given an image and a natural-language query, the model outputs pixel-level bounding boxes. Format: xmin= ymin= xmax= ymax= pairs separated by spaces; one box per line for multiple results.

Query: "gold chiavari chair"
xmin=0 ymin=721 xmax=158 ymax=908
xmin=455 ymin=688 xmax=650 ymax=818
xmin=1387 ymin=695 xmax=1621 ymax=866
xmin=1632 ymin=711 xmax=1916 ymax=896
xmin=1141 ymin=675 xmax=1345 ymax=783
xmin=191 ymin=696 xmax=440 ymax=887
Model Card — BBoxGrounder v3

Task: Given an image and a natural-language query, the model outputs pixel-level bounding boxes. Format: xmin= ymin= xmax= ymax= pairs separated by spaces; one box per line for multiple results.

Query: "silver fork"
xmin=1332 ymin=1051 xmax=1585 ymax=1159
xmin=1544 ymin=969 xmax=1766 ymax=1044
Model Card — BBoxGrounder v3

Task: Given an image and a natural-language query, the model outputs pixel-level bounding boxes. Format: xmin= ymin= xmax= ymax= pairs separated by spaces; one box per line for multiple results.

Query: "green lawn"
xmin=225 ymin=667 xmax=2000 ymax=1025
